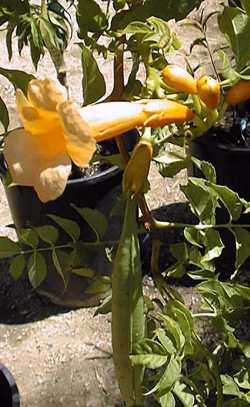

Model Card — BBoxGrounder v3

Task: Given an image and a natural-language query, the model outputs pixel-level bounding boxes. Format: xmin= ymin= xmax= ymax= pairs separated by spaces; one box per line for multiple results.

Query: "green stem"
xmin=154 ymin=220 xmax=250 ymax=230
xmin=6 ymin=240 xmax=119 ymax=260
xmin=192 ymin=95 xmax=202 ymax=116
xmin=192 ymin=312 xmax=217 ymax=318
xmin=41 ymin=0 xmax=47 ymax=16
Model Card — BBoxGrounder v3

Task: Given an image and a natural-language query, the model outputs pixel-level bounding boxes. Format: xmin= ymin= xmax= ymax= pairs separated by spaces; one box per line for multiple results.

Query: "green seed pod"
xmin=112 ymin=197 xmax=145 ymax=406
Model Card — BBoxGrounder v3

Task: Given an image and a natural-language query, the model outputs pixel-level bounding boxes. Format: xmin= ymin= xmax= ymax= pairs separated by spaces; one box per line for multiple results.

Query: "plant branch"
xmin=153 ymin=220 xmax=250 ymax=230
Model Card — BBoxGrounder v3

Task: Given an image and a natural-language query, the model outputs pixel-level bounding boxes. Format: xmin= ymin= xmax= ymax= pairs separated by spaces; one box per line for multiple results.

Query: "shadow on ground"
xmin=0 ymin=267 xmax=73 ymax=324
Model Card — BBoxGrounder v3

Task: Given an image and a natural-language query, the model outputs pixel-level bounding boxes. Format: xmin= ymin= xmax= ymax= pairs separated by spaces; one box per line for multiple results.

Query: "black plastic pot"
xmin=1 ymin=130 xmax=139 ymax=306
xmin=0 ymin=364 xmax=20 ymax=407
xmin=192 ymin=130 xmax=250 ymax=276
xmin=192 ymin=130 xmax=250 ymax=200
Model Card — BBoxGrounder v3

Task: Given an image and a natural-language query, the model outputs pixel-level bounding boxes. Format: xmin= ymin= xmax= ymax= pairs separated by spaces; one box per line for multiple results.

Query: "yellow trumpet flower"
xmin=4 ymin=79 xmax=96 ymax=203
xmin=80 ymin=99 xmax=194 ymax=141
xmin=4 ymin=79 xmax=194 ymax=203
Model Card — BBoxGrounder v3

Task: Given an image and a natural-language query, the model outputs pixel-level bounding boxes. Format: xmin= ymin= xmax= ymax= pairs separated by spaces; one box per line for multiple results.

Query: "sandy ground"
xmin=0 ymin=1 xmax=223 ymax=406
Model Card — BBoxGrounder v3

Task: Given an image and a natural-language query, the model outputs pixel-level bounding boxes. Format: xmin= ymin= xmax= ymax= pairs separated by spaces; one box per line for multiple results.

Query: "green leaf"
xmin=218 ymin=6 xmax=250 ymax=70
xmin=84 ymin=276 xmax=111 ymax=294
xmin=154 ymin=148 xmax=189 ymax=178
xmin=184 ymin=227 xmax=203 ymax=248
xmin=165 ymin=262 xmax=186 ymax=279
xmin=28 ymin=251 xmax=47 ymax=289
xmin=155 ymin=357 xmax=181 ymax=397
xmin=172 ymin=309 xmax=192 ymax=353
xmin=234 ymin=367 xmax=250 ymax=390
xmin=130 ymin=353 xmax=169 ymax=369
xmin=36 ymin=225 xmax=59 ymax=245
xmin=215 ymin=49 xmax=239 ymax=81
xmin=20 ymin=228 xmax=39 ymax=248
xmin=30 ymin=38 xmax=42 ymax=71
xmin=181 ymin=178 xmax=216 ymax=224
xmin=158 ymin=392 xmax=175 ymax=407
xmin=112 ymin=0 xmax=203 ymax=30
xmin=6 ymin=21 xmax=16 ymax=61
xmin=133 ymin=338 xmax=166 ymax=356
xmin=52 ymin=249 xmax=71 ymax=287
xmin=73 ymin=206 xmax=108 ymax=240
xmin=155 ymin=328 xmax=176 ymax=354
xmin=170 ymin=242 xmax=188 ymax=262
xmin=192 ymin=157 xmax=216 ymax=183
xmin=240 ymin=0 xmax=250 ymax=14
xmin=94 ymin=294 xmax=112 ymax=315
xmin=224 ymin=400 xmax=250 ymax=407
xmin=173 ymin=381 xmax=195 ymax=407
xmin=48 ymin=214 xmax=80 ymax=241
xmin=9 ymin=255 xmax=25 ymax=280
xmin=0 ymin=96 xmax=9 ymax=131
xmin=113 ymin=0 xmax=126 ymax=11
xmin=232 ymin=227 xmax=250 ymax=269
xmin=160 ymin=315 xmax=185 ymax=352
xmin=0 ymin=237 xmax=20 ymax=258
xmin=80 ymin=44 xmax=106 ymax=105
xmin=76 ymin=0 xmax=108 ymax=36
xmin=202 ymin=229 xmax=224 ymax=262
xmin=71 ymin=267 xmax=94 ymax=277
xmin=210 ymin=183 xmax=242 ymax=222
xmin=0 ymin=67 xmax=35 ymax=94
xmin=240 ymin=341 xmax=250 ymax=358
xmin=221 ymin=375 xmax=240 ymax=396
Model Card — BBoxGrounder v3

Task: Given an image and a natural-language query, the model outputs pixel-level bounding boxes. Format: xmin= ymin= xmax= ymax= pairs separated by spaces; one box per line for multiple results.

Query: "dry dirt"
xmin=0 ymin=1 xmax=224 ymax=406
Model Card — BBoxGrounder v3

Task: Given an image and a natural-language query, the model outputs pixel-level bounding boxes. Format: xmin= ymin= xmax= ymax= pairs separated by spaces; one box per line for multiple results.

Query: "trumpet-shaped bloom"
xmin=80 ymin=99 xmax=194 ymax=141
xmin=4 ymin=79 xmax=96 ymax=202
xmin=4 ymin=79 xmax=194 ymax=203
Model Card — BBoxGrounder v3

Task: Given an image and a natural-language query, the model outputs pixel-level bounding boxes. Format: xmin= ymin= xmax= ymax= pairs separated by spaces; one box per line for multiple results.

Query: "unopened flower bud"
xmin=123 ymin=140 xmax=153 ymax=197
xmin=197 ymin=76 xmax=220 ymax=109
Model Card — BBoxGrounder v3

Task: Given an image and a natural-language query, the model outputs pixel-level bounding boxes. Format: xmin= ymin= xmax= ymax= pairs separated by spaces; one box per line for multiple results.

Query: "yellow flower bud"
xmin=162 ymin=65 xmax=197 ymax=94
xmin=197 ymin=76 xmax=220 ymax=109
xmin=123 ymin=140 xmax=153 ymax=197
xmin=225 ymin=80 xmax=250 ymax=106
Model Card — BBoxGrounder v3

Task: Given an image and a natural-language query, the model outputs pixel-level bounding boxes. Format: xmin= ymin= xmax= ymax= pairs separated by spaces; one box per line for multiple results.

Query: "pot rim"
xmin=0 ymin=363 xmax=20 ymax=406
xmin=67 ymin=164 xmax=121 ymax=186
xmin=193 ymin=134 xmax=250 ymax=154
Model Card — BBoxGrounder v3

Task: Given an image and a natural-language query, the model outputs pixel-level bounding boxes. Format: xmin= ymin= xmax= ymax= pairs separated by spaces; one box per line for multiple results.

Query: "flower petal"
xmin=80 ymin=102 xmax=145 ymax=141
xmin=3 ymin=128 xmax=70 ymax=202
xmin=3 ymin=128 xmax=42 ymax=186
xmin=58 ymin=101 xmax=96 ymax=167
xmin=16 ymin=89 xmax=61 ymax=135
xmin=27 ymin=79 xmax=67 ymax=112
xmin=35 ymin=154 xmax=71 ymax=202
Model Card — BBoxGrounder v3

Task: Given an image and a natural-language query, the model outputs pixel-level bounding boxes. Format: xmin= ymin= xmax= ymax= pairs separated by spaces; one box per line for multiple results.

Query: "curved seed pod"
xmin=162 ymin=65 xmax=197 ymax=94
xmin=123 ymin=140 xmax=153 ymax=197
xmin=112 ymin=197 xmax=145 ymax=406
xmin=197 ymin=76 xmax=220 ymax=109
xmin=225 ymin=80 xmax=250 ymax=106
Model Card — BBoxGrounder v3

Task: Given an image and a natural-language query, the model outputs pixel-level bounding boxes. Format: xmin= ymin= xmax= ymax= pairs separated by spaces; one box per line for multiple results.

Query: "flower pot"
xmin=192 ymin=130 xmax=250 ymax=200
xmin=0 ymin=364 xmax=20 ymax=407
xmin=191 ymin=129 xmax=250 ymax=276
xmin=1 ymin=130 xmax=139 ymax=306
